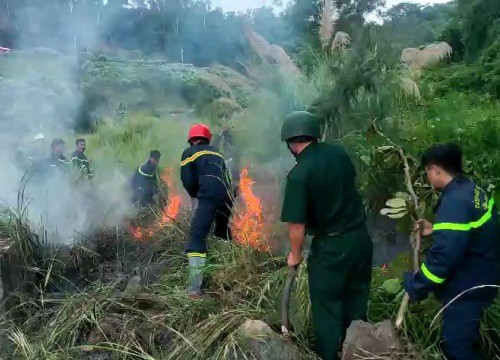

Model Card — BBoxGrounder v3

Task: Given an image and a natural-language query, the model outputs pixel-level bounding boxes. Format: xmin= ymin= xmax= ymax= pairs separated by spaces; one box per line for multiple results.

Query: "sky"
xmin=211 ymin=0 xmax=451 ymax=13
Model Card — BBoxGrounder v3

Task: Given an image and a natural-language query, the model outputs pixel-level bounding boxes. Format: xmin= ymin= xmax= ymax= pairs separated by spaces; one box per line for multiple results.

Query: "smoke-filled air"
xmin=0 ymin=0 xmax=498 ymax=359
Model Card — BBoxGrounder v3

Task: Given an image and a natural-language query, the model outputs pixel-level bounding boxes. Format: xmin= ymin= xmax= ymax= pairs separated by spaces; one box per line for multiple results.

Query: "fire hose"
xmin=281 ymin=265 xmax=298 ymax=336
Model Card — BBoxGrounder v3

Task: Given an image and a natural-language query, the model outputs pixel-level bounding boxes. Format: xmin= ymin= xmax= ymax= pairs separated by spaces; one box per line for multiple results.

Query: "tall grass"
xmin=1 ymin=215 xmax=498 ymax=360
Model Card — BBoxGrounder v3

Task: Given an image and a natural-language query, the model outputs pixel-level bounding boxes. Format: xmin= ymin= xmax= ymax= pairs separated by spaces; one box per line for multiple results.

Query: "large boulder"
xmin=234 ymin=319 xmax=300 ymax=360
xmin=342 ymin=320 xmax=401 ymax=360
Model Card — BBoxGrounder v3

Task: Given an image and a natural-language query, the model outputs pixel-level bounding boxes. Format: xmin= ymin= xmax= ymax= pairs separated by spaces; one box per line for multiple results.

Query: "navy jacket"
xmin=71 ymin=151 xmax=93 ymax=179
xmin=180 ymin=144 xmax=230 ymax=200
xmin=131 ymin=161 xmax=158 ymax=205
xmin=405 ymin=176 xmax=499 ymax=303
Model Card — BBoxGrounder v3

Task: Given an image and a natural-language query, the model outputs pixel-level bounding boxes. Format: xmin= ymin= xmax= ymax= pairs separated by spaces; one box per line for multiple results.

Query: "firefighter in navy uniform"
xmin=70 ymin=138 xmax=93 ymax=181
xmin=404 ymin=143 xmax=499 ymax=360
xmin=280 ymin=111 xmax=373 ymax=360
xmin=13 ymin=133 xmax=46 ymax=173
xmin=46 ymin=138 xmax=68 ymax=174
xmin=131 ymin=150 xmax=161 ymax=207
xmin=181 ymin=123 xmax=232 ymax=298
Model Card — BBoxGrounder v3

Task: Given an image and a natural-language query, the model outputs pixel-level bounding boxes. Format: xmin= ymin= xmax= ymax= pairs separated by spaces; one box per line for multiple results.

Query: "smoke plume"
xmin=0 ymin=3 xmax=133 ymax=245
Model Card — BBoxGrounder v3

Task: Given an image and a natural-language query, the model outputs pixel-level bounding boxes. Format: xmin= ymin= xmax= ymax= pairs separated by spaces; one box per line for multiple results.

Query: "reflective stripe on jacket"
xmin=180 ymin=144 xmax=230 ymax=199
xmin=131 ymin=161 xmax=158 ymax=203
xmin=407 ymin=176 xmax=499 ymax=302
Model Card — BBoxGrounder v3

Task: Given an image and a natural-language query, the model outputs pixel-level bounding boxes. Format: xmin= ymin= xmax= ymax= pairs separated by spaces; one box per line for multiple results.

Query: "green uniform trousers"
xmin=308 ymin=226 xmax=373 ymax=360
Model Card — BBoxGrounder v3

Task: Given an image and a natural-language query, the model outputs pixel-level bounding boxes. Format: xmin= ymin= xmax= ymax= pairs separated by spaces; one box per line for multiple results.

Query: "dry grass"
xmin=244 ymin=26 xmax=301 ymax=77
xmin=319 ymin=0 xmax=335 ymax=48
xmin=332 ymin=31 xmax=352 ymax=51
xmin=269 ymin=44 xmax=301 ymax=76
xmin=400 ymin=78 xmax=422 ymax=100
xmin=244 ymin=25 xmax=273 ymax=64
xmin=402 ymin=42 xmax=453 ymax=70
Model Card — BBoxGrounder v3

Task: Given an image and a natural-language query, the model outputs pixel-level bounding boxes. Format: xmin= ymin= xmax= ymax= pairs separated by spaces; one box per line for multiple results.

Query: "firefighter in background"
xmin=404 ymin=143 xmax=499 ymax=360
xmin=212 ymin=126 xmax=241 ymax=197
xmin=280 ymin=111 xmax=373 ymax=360
xmin=14 ymin=133 xmax=46 ymax=172
xmin=131 ymin=150 xmax=161 ymax=207
xmin=71 ymin=138 xmax=93 ymax=181
xmin=181 ymin=123 xmax=232 ymax=298
xmin=47 ymin=138 xmax=68 ymax=171
xmin=30 ymin=133 xmax=48 ymax=168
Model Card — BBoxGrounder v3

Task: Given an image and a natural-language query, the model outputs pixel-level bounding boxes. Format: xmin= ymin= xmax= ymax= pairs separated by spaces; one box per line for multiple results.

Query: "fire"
xmin=158 ymin=168 xmax=182 ymax=226
xmin=129 ymin=167 xmax=182 ymax=241
xmin=232 ymin=168 xmax=269 ymax=252
xmin=130 ymin=226 xmax=143 ymax=240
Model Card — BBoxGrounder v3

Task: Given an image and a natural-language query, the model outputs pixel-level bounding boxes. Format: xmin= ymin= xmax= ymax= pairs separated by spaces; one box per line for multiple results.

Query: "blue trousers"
xmin=186 ymin=196 xmax=233 ymax=254
xmin=441 ymin=299 xmax=492 ymax=360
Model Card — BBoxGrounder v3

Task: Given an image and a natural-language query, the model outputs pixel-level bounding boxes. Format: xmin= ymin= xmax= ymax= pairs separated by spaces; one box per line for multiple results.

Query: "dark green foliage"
xmin=462 ymin=0 xmax=500 ymax=62
xmin=422 ymin=35 xmax=500 ymax=99
xmin=438 ymin=21 xmax=464 ymax=62
xmin=308 ymin=29 xmax=401 ymax=140
xmin=478 ymin=35 xmax=500 ymax=98
xmin=285 ymin=0 xmax=384 ymax=49
xmin=379 ymin=2 xmax=456 ymax=51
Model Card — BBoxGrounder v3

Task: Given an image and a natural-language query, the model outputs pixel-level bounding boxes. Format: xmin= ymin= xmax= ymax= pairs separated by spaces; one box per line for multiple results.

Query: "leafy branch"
xmin=370 ymin=123 xmax=423 ymax=328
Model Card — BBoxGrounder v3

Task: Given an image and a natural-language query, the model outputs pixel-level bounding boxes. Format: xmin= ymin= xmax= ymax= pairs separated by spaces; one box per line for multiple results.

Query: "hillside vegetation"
xmin=0 ymin=0 xmax=498 ymax=359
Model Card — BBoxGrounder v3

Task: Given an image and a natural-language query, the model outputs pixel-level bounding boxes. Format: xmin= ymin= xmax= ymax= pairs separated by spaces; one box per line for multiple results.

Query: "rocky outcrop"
xmin=342 ymin=320 xmax=402 ymax=360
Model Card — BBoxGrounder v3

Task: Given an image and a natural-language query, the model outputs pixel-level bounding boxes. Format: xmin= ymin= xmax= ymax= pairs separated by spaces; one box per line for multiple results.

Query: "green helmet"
xmin=281 ymin=111 xmax=321 ymax=142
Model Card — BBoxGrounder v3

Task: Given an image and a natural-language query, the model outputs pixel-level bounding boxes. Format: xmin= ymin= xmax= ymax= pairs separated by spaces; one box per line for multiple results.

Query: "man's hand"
xmin=287 ymin=252 xmax=303 ymax=267
xmin=414 ymin=219 xmax=433 ymax=237
xmin=404 ymin=271 xmax=420 ymax=303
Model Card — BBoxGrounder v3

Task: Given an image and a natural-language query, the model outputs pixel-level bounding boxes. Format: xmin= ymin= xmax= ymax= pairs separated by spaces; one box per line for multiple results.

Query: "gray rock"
xmin=233 ymin=319 xmax=299 ymax=360
xmin=342 ymin=320 xmax=401 ymax=360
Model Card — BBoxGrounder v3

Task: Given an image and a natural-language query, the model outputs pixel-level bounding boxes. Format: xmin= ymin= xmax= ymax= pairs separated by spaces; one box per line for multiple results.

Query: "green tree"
xmin=284 ymin=0 xmax=384 ymax=48
xmin=462 ymin=0 xmax=500 ymax=61
xmin=380 ymin=2 xmax=456 ymax=51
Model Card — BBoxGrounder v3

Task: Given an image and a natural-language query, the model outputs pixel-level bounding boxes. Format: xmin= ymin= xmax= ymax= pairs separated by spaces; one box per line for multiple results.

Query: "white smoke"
xmin=0 ymin=4 xmax=134 ymax=245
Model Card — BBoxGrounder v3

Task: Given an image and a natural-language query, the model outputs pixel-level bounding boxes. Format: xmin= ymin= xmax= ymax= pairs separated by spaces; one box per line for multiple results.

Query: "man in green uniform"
xmin=280 ymin=111 xmax=373 ymax=360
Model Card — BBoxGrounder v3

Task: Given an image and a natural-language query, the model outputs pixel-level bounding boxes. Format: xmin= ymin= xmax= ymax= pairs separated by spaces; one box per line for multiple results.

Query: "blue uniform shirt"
xmin=405 ymin=176 xmax=500 ymax=302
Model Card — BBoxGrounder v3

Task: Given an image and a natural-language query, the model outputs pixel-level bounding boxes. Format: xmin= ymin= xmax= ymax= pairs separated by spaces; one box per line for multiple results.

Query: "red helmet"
xmin=187 ymin=123 xmax=212 ymax=142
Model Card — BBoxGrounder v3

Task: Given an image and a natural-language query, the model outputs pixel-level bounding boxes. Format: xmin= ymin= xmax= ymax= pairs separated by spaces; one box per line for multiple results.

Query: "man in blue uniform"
xmin=48 ymin=139 xmax=68 ymax=169
xmin=131 ymin=150 xmax=161 ymax=207
xmin=181 ymin=123 xmax=232 ymax=298
xmin=70 ymin=138 xmax=93 ymax=181
xmin=404 ymin=143 xmax=499 ymax=360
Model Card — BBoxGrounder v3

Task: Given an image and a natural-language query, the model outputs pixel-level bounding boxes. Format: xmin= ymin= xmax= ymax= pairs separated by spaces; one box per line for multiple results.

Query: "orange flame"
xmin=130 ymin=226 xmax=143 ymax=240
xmin=232 ymin=168 xmax=269 ymax=252
xmin=129 ymin=167 xmax=182 ymax=241
xmin=158 ymin=168 xmax=182 ymax=226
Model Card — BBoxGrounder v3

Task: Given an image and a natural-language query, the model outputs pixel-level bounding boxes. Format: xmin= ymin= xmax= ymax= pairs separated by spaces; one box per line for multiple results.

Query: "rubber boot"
xmin=187 ymin=256 xmax=206 ymax=298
